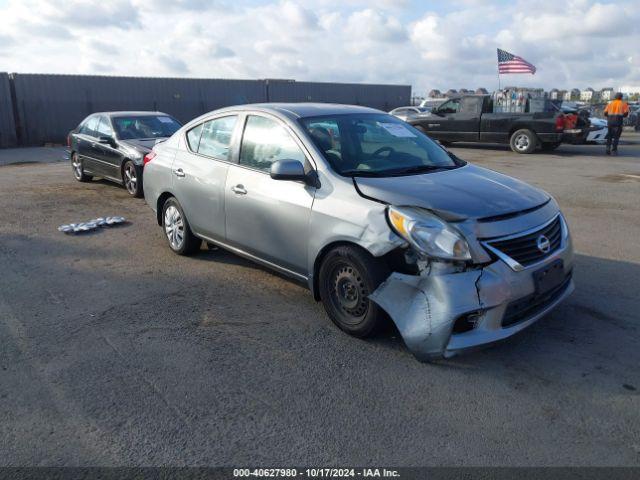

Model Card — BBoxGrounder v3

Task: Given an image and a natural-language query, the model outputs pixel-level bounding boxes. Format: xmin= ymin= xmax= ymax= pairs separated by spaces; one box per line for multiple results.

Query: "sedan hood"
xmin=354 ymin=164 xmax=549 ymax=221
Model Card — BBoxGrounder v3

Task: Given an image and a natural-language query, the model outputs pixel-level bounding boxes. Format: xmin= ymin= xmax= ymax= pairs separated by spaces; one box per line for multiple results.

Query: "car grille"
xmin=486 ymin=215 xmax=562 ymax=268
xmin=502 ymin=271 xmax=572 ymax=327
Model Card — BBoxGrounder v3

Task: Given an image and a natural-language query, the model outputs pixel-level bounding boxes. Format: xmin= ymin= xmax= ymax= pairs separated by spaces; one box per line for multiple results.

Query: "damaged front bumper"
xmin=370 ymin=236 xmax=574 ymax=361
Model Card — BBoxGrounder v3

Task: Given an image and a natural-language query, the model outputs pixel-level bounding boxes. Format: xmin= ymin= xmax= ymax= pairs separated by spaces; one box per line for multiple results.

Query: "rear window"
xmin=113 ymin=115 xmax=181 ymax=140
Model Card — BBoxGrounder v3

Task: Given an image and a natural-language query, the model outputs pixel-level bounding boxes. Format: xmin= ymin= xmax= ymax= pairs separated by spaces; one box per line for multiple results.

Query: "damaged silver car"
xmin=143 ymin=103 xmax=574 ymax=361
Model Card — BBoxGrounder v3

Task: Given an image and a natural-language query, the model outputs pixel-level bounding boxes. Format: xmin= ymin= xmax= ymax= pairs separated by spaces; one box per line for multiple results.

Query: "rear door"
xmin=224 ymin=114 xmax=316 ymax=276
xmin=76 ymin=116 xmax=103 ymax=173
xmin=170 ymin=115 xmax=240 ymax=241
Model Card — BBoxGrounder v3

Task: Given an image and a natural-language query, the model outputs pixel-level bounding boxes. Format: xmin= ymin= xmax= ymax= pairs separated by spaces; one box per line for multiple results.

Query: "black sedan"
xmin=67 ymin=112 xmax=181 ymax=197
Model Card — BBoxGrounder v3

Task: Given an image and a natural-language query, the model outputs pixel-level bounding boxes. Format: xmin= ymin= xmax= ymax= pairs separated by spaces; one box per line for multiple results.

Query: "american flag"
xmin=497 ymin=48 xmax=536 ymax=74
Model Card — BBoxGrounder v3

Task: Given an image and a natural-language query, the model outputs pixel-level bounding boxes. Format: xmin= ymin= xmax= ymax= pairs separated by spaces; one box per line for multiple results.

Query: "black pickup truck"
xmin=407 ymin=94 xmax=584 ymax=154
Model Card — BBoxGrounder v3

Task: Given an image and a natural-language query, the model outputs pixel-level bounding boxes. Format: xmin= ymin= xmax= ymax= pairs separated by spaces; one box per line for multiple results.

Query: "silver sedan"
xmin=143 ymin=103 xmax=574 ymax=361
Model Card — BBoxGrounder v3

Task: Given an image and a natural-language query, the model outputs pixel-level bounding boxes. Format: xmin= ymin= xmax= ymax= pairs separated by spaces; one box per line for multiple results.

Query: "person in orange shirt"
xmin=603 ymin=92 xmax=630 ymax=155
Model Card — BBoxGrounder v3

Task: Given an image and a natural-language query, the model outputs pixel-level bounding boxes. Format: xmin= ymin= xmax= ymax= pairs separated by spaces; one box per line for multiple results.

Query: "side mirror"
xmin=270 ymin=159 xmax=314 ymax=185
xmin=98 ymin=136 xmax=115 ymax=146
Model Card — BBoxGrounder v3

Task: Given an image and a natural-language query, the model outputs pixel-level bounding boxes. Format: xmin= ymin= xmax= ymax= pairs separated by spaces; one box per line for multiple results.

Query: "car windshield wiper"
xmin=340 ymin=169 xmax=388 ymax=177
xmin=379 ymin=164 xmax=458 ymax=176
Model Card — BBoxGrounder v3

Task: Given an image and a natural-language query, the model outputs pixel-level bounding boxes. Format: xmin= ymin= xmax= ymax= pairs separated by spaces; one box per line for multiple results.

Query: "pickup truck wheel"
xmin=510 ymin=129 xmax=537 ymax=154
xmin=541 ymin=142 xmax=561 ymax=151
xmin=318 ymin=245 xmax=390 ymax=338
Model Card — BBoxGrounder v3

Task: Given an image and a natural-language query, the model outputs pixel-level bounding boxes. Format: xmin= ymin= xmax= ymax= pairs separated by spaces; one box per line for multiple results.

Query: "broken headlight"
xmin=387 ymin=206 xmax=471 ymax=261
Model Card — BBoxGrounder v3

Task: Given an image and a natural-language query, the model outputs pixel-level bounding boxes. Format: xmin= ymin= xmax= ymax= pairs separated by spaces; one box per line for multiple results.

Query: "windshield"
xmin=113 ymin=115 xmax=181 ymax=140
xmin=300 ymin=113 xmax=462 ymax=177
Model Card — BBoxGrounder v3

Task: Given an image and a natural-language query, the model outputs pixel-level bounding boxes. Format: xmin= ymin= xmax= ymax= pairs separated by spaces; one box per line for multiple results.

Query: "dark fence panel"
xmin=11 ymin=74 xmax=267 ymax=146
xmin=0 ymin=73 xmax=17 ymax=148
xmin=267 ymin=80 xmax=411 ymax=111
xmin=7 ymin=74 xmax=412 ymax=146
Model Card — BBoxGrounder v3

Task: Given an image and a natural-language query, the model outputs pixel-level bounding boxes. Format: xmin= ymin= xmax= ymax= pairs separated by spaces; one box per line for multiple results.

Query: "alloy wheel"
xmin=164 ymin=205 xmax=184 ymax=250
xmin=124 ymin=163 xmax=138 ymax=195
xmin=72 ymin=154 xmax=83 ymax=180
xmin=514 ymin=134 xmax=530 ymax=152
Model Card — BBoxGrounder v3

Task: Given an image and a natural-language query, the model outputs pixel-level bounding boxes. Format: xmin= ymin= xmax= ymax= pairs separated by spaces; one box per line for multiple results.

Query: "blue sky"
xmin=0 ymin=0 xmax=638 ymax=94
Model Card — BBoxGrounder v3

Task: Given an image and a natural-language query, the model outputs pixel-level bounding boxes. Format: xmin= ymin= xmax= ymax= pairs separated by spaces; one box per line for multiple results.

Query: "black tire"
xmin=122 ymin=160 xmax=143 ymax=198
xmin=161 ymin=197 xmax=200 ymax=256
xmin=541 ymin=142 xmax=561 ymax=151
xmin=318 ymin=245 xmax=390 ymax=338
xmin=71 ymin=152 xmax=92 ymax=182
xmin=509 ymin=129 xmax=537 ymax=154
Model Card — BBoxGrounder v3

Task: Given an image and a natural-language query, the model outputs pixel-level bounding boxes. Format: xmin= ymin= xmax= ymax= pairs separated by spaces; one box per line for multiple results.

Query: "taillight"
xmin=143 ymin=151 xmax=157 ymax=166
xmin=555 ymin=114 xmax=565 ymax=131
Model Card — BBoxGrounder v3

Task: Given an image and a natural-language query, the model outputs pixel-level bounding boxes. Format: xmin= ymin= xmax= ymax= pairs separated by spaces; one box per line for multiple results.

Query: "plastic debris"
xmin=58 ymin=216 xmax=126 ymax=234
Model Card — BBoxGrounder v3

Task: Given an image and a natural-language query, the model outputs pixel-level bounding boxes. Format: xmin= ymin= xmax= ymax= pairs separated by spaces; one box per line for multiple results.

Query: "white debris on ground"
xmin=58 ymin=216 xmax=126 ymax=234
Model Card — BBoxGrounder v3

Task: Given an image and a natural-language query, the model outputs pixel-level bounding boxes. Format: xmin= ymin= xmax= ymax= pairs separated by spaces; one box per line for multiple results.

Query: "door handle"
xmin=231 ymin=184 xmax=247 ymax=195
xmin=173 ymin=168 xmax=185 ymax=178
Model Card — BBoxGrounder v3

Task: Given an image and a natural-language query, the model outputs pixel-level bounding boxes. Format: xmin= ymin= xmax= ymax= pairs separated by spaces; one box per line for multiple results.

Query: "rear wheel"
xmin=318 ymin=245 xmax=390 ymax=338
xmin=162 ymin=197 xmax=200 ymax=255
xmin=71 ymin=152 xmax=92 ymax=182
xmin=123 ymin=160 xmax=143 ymax=197
xmin=510 ymin=129 xmax=537 ymax=154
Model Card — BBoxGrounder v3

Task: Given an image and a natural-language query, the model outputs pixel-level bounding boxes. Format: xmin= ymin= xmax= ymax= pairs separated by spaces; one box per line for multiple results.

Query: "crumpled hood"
xmin=121 ymin=138 xmax=166 ymax=153
xmin=354 ymin=164 xmax=549 ymax=221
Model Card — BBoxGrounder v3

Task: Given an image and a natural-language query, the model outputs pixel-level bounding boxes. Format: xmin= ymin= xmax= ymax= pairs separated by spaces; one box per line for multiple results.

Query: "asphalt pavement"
xmin=0 ymin=139 xmax=639 ymax=466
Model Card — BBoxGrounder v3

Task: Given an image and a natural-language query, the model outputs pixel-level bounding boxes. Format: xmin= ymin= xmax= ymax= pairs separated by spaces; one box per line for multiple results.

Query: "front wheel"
xmin=162 ymin=197 xmax=200 ymax=256
xmin=71 ymin=152 xmax=92 ymax=182
xmin=123 ymin=160 xmax=143 ymax=197
xmin=318 ymin=245 xmax=390 ymax=338
xmin=509 ymin=129 xmax=537 ymax=154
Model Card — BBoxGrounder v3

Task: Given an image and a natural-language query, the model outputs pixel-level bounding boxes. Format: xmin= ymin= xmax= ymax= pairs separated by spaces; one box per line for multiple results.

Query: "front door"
xmin=93 ymin=116 xmax=121 ymax=180
xmin=224 ymin=114 xmax=316 ymax=276
xmin=431 ymin=97 xmax=480 ymax=142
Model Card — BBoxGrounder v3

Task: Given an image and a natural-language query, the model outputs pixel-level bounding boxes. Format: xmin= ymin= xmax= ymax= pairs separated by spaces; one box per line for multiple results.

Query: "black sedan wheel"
xmin=71 ymin=152 xmax=92 ymax=182
xmin=123 ymin=160 xmax=143 ymax=197
xmin=319 ymin=245 xmax=390 ymax=338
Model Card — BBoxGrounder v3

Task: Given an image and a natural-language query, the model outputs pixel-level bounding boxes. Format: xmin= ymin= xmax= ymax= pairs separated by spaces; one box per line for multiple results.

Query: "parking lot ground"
xmin=0 ymin=140 xmax=639 ymax=466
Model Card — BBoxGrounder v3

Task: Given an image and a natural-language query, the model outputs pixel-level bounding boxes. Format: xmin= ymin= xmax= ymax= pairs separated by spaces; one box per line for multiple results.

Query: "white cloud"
xmin=0 ymin=0 xmax=638 ymax=95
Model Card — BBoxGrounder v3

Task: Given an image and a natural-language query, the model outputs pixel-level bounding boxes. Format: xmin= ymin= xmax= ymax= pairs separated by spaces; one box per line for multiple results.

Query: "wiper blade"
xmin=381 ymin=165 xmax=457 ymax=175
xmin=340 ymin=170 xmax=386 ymax=177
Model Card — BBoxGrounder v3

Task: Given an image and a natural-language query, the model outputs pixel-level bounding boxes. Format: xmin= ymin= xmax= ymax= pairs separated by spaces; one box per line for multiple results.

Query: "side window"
xmin=96 ymin=116 xmax=113 ymax=138
xmin=460 ymin=97 xmax=479 ymax=114
xmin=240 ymin=116 xmax=306 ymax=172
xmin=198 ymin=116 xmax=237 ymax=160
xmin=438 ymin=99 xmax=461 ymax=114
xmin=186 ymin=123 xmax=204 ymax=152
xmin=80 ymin=116 xmax=99 ymax=137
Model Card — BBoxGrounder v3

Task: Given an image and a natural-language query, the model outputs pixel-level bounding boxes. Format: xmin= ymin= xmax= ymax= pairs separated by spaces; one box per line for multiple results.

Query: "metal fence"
xmin=0 ymin=73 xmax=17 ymax=148
xmin=3 ymin=73 xmax=411 ymax=147
xmin=267 ymin=79 xmax=410 ymax=111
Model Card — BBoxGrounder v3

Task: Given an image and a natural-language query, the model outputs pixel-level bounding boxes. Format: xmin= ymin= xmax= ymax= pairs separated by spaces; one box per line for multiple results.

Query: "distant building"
xmin=618 ymin=85 xmax=640 ymax=96
xmin=459 ymin=88 xmax=472 ymax=94
xmin=556 ymin=89 xmax=567 ymax=101
xmin=549 ymin=88 xmax=560 ymax=100
xmin=567 ymin=88 xmax=580 ymax=101
xmin=428 ymin=89 xmax=443 ymax=98
xmin=445 ymin=89 xmax=458 ymax=97
xmin=599 ymin=88 xmax=614 ymax=101
xmin=580 ymin=87 xmax=597 ymax=102
xmin=475 ymin=87 xmax=488 ymax=94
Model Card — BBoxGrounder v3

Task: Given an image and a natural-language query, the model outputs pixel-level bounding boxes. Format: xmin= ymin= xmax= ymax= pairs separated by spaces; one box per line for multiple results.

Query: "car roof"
xmin=91 ymin=111 xmax=171 ymax=118
xmin=210 ymin=103 xmax=382 ymax=119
